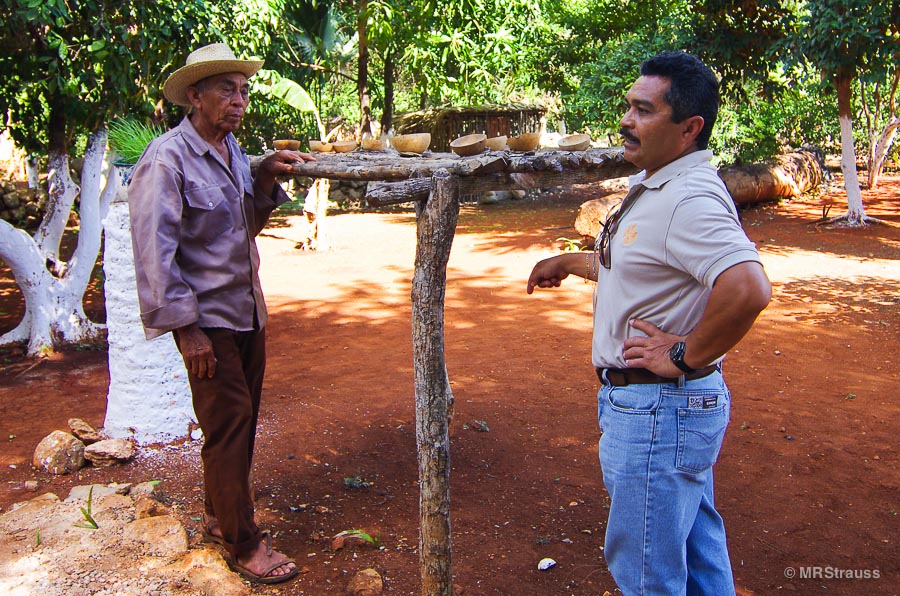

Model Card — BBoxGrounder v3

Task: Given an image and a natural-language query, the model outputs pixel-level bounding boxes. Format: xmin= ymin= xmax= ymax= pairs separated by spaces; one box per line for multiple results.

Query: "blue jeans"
xmin=597 ymin=371 xmax=735 ymax=596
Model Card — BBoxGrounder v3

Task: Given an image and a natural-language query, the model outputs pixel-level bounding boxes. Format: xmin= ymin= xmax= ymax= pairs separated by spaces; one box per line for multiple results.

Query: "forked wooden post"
xmin=284 ymin=148 xmax=634 ymax=595
xmin=411 ymin=169 xmax=460 ymax=596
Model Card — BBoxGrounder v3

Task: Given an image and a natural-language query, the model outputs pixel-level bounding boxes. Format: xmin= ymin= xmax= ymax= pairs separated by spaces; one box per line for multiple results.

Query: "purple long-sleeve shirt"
xmin=128 ymin=116 xmax=290 ymax=339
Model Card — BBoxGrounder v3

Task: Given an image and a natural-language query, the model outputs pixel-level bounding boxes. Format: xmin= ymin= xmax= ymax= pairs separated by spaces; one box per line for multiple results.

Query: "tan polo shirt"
xmin=592 ymin=150 xmax=761 ymax=368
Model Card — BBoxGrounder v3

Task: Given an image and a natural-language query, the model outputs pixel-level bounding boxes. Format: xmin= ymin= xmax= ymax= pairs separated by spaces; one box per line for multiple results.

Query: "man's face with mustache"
xmin=619 ymin=75 xmax=702 ymax=177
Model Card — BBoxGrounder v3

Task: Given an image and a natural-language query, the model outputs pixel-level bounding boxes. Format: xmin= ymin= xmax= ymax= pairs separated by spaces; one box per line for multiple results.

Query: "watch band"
xmin=668 ymin=341 xmax=698 ymax=374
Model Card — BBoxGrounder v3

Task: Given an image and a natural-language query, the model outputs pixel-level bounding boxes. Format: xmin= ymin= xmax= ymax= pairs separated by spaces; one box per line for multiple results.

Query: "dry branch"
xmin=364 ymin=149 xmax=638 ymax=205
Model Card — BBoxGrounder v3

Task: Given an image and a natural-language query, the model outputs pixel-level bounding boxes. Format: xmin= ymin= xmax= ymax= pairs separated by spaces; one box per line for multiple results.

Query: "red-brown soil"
xmin=1 ymin=175 xmax=898 ymax=595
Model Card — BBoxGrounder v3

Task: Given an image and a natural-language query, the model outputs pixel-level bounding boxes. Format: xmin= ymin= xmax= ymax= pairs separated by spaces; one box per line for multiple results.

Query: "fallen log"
xmin=719 ymin=149 xmax=824 ymax=205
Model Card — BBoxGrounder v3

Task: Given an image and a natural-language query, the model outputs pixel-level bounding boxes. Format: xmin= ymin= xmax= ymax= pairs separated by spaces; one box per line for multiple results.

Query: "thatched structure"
xmin=393 ymin=104 xmax=547 ymax=152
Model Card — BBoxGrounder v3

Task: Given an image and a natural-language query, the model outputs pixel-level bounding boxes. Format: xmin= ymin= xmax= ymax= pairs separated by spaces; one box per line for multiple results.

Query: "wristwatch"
xmin=668 ymin=341 xmax=698 ymax=374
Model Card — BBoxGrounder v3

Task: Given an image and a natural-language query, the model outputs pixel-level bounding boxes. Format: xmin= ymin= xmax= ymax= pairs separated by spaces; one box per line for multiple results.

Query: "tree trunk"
xmin=380 ymin=51 xmax=395 ymax=135
xmin=357 ymin=0 xmax=372 ymax=138
xmin=835 ymin=72 xmax=869 ymax=225
xmin=0 ymin=131 xmax=110 ymax=355
xmin=868 ymin=115 xmax=899 ymax=189
xmin=103 ymin=164 xmax=193 ymax=444
xmin=33 ymin=100 xmax=76 ymax=267
xmin=864 ymin=70 xmax=899 ymax=190
xmin=301 ymin=178 xmax=330 ymax=250
xmin=411 ymin=169 xmax=458 ymax=596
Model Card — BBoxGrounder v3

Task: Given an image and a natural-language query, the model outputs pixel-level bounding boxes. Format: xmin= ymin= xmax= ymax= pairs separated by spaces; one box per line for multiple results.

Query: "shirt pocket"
xmin=183 ymin=184 xmax=234 ymax=243
xmin=676 ymin=400 xmax=729 ymax=474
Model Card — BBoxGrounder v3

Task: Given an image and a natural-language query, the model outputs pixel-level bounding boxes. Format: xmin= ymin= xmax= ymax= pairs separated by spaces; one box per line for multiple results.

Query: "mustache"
xmin=619 ymin=128 xmax=639 ymax=144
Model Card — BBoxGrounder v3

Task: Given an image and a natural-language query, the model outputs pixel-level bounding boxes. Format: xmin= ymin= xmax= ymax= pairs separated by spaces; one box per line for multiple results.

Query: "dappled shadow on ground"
xmin=1 ymin=176 xmax=899 ymax=595
xmin=740 ymin=180 xmax=900 ymax=262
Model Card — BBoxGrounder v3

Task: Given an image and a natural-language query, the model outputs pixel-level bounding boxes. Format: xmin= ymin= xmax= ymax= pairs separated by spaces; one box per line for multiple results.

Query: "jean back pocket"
xmin=676 ymin=403 xmax=729 ymax=474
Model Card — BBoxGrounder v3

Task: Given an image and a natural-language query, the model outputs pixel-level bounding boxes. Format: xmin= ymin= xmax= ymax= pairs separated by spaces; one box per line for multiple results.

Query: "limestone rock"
xmin=84 ymin=438 xmax=135 ymax=466
xmin=573 ymin=191 xmax=626 ymax=244
xmin=162 ymin=548 xmax=249 ymax=596
xmin=0 ymin=492 xmax=60 ymax=533
xmin=332 ymin=529 xmax=375 ymax=551
xmin=33 ymin=430 xmax=85 ymax=474
xmin=66 ymin=482 xmax=132 ymax=502
xmin=130 ymin=480 xmax=165 ymax=500
xmin=134 ymin=493 xmax=172 ymax=519
xmin=123 ymin=515 xmax=188 ymax=557
xmin=68 ymin=417 xmax=105 ymax=444
xmin=347 ymin=568 xmax=383 ymax=596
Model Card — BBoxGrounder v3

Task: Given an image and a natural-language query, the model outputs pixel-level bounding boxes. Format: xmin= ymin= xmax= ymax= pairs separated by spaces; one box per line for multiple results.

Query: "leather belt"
xmin=596 ymin=364 xmax=720 ymax=387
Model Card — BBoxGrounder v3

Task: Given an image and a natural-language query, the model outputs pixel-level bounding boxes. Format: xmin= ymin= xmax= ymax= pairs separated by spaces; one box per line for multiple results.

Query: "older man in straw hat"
xmin=128 ymin=43 xmax=314 ymax=584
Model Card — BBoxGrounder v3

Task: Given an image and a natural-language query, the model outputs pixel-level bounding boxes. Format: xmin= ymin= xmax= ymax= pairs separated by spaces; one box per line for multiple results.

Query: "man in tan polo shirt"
xmin=527 ymin=52 xmax=771 ymax=595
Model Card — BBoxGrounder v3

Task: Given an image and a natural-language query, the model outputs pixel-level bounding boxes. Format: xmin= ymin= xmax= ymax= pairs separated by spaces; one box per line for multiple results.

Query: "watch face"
xmin=669 ymin=341 xmax=696 ymax=374
xmin=669 ymin=342 xmax=684 ymax=361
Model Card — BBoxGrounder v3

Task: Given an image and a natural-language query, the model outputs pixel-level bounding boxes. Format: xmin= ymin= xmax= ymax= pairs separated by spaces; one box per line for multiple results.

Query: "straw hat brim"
xmin=163 ymin=59 xmax=264 ymax=107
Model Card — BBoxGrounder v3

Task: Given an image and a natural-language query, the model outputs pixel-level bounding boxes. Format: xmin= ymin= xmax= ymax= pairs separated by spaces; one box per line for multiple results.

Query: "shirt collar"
xmin=178 ymin=116 xmax=238 ymax=159
xmin=629 ymin=149 xmax=715 ymax=190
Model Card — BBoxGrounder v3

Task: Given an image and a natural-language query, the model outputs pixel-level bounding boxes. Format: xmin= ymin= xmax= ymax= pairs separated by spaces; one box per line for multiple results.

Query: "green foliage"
xmin=797 ymin=0 xmax=897 ymax=81
xmin=107 ymin=119 xmax=165 ymax=164
xmin=75 ymin=486 xmax=99 ymax=530
xmin=557 ymin=6 xmax=692 ymax=138
xmin=711 ymin=69 xmax=839 ymax=164
xmin=340 ymin=528 xmax=382 ymax=548
xmin=0 ymin=0 xmax=220 ymax=155
xmin=688 ymin=0 xmax=802 ymax=95
xmin=343 ymin=476 xmax=373 ymax=490
xmin=556 ymin=237 xmax=583 ymax=253
xmin=2 ymin=0 xmax=897 ymax=178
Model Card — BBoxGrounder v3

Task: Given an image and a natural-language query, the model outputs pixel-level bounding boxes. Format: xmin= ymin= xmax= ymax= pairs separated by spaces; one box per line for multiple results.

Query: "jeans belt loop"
xmin=600 ymin=368 xmax=612 ymax=385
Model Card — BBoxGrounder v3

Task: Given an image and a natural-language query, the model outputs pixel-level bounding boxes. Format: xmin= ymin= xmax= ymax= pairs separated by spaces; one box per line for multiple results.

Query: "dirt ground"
xmin=0 ymin=174 xmax=898 ymax=595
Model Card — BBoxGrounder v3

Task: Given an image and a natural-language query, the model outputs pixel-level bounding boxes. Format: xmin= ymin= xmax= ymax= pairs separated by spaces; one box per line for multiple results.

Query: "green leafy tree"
xmin=0 ymin=0 xmax=313 ymax=354
xmin=0 ymin=0 xmax=214 ymax=355
xmin=796 ymin=0 xmax=898 ymax=225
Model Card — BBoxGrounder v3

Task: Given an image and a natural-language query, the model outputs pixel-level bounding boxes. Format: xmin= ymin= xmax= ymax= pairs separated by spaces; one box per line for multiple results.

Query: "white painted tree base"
xmin=101 ymin=175 xmax=194 ymax=445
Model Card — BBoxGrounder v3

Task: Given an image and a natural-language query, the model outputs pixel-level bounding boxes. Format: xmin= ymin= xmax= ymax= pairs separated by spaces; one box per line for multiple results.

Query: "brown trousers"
xmin=176 ymin=327 xmax=266 ymax=559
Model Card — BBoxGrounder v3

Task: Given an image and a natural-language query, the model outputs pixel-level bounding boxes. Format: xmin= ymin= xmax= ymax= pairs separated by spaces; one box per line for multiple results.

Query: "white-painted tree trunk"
xmin=838 ymin=112 xmax=867 ymax=224
xmin=0 ymin=131 xmax=109 ymax=355
xmin=868 ymin=116 xmax=899 ymax=189
xmin=25 ymin=156 xmax=38 ymax=189
xmin=832 ymin=74 xmax=876 ymax=227
xmin=102 ymin=166 xmax=194 ymax=445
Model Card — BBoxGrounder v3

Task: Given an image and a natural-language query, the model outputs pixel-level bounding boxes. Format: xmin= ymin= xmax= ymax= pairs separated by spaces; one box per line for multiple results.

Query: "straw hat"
xmin=163 ymin=43 xmax=264 ymax=107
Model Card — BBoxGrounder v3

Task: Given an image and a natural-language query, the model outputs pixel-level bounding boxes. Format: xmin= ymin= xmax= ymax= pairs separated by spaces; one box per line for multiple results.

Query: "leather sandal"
xmin=200 ymin=513 xmax=226 ymax=546
xmin=228 ymin=531 xmax=299 ymax=585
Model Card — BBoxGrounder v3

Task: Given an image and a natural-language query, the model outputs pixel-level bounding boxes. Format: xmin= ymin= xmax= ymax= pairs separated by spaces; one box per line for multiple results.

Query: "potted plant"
xmin=107 ymin=118 xmax=164 ymax=167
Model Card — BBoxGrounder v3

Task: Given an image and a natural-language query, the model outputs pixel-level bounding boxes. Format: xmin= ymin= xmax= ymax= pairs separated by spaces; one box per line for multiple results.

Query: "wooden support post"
xmin=411 ymin=169 xmax=459 ymax=596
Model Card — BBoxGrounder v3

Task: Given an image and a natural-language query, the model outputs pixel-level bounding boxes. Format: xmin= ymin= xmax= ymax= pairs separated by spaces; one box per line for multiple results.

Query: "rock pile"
xmin=0 ymin=180 xmax=46 ymax=229
xmin=32 ymin=419 xmax=134 ymax=475
xmin=0 ymin=481 xmax=249 ymax=596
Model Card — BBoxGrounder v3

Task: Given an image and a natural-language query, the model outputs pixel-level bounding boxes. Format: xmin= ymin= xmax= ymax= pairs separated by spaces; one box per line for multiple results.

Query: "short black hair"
xmin=640 ymin=52 xmax=719 ymax=150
